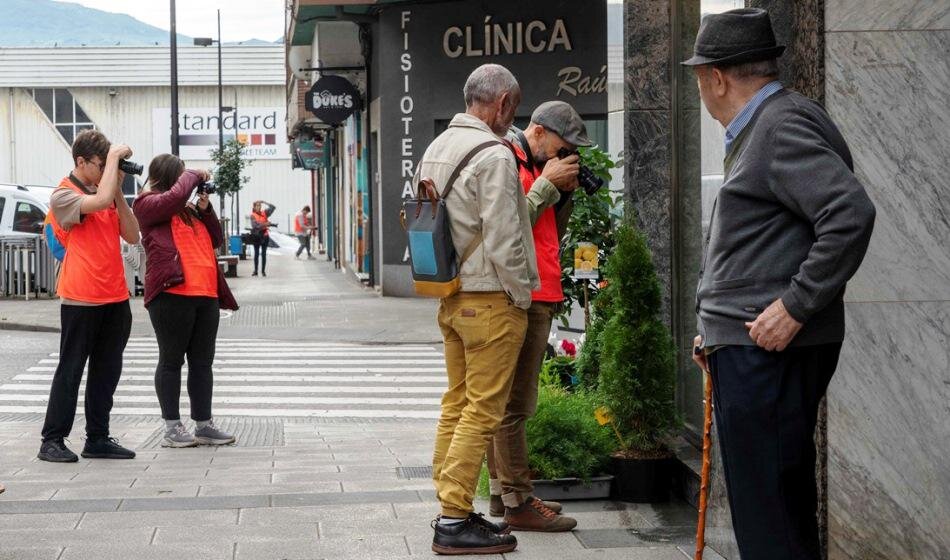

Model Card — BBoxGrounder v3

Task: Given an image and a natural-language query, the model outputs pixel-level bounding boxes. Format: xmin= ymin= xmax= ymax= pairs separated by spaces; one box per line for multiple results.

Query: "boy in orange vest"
xmin=38 ymin=129 xmax=141 ymax=462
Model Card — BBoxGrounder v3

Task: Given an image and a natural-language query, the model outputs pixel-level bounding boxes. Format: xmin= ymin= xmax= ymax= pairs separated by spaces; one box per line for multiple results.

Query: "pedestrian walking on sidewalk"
xmin=485 ymin=101 xmax=592 ymax=533
xmin=250 ymin=200 xmax=276 ymax=277
xmin=294 ymin=205 xmax=315 ymax=259
xmin=419 ymin=64 xmax=537 ymax=556
xmin=38 ymin=130 xmax=140 ymax=463
xmin=685 ymin=9 xmax=876 ymax=560
xmin=134 ymin=154 xmax=238 ymax=448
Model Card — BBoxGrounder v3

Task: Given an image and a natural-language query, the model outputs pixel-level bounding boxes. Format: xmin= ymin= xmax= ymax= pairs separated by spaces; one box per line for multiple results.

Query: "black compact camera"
xmin=118 ymin=159 xmax=143 ymax=175
xmin=556 ymin=148 xmax=604 ymax=196
xmin=196 ymin=181 xmax=217 ymax=195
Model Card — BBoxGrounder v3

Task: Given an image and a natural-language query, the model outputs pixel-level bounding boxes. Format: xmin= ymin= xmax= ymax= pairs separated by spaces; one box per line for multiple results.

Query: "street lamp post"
xmin=169 ymin=0 xmax=180 ymax=155
xmin=194 ymin=9 xmax=225 ymax=218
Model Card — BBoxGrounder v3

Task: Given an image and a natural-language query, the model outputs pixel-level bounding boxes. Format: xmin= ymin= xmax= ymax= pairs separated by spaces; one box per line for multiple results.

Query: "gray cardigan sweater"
xmin=697 ymin=89 xmax=876 ymax=347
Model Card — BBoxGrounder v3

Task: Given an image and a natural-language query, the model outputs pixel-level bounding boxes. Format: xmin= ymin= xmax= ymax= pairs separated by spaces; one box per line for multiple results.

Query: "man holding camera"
xmin=485 ymin=101 xmax=591 ymax=532
xmin=38 ymin=129 xmax=140 ymax=462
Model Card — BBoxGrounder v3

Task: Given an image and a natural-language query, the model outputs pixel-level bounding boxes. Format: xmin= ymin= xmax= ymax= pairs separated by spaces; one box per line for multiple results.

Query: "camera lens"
xmin=579 ymin=166 xmax=604 ymax=196
xmin=118 ymin=159 xmax=143 ymax=175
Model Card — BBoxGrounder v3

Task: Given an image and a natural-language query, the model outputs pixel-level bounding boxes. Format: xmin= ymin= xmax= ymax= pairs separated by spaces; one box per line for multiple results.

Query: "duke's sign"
xmin=306 ymin=75 xmax=362 ymax=125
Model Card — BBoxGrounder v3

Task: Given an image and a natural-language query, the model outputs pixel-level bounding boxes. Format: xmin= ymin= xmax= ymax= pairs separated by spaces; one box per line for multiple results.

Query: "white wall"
xmin=1 ymin=85 xmax=311 ymax=237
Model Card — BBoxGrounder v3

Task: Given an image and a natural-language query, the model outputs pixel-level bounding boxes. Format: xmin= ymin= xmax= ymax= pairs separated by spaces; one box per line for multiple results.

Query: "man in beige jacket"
xmin=420 ymin=64 xmax=538 ymax=556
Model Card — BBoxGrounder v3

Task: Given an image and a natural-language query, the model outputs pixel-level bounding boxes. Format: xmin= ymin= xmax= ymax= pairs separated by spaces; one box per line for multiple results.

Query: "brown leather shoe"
xmin=491 ymin=494 xmax=562 ymax=517
xmin=504 ymin=498 xmax=577 ymax=532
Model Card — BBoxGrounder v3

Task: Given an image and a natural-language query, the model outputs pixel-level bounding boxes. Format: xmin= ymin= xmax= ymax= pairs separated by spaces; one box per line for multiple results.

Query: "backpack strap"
xmin=440 ymin=140 xmax=502 ymax=199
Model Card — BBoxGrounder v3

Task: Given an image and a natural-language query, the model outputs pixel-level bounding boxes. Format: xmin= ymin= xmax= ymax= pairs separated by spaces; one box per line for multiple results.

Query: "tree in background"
xmin=210 ymin=138 xmax=251 ymax=235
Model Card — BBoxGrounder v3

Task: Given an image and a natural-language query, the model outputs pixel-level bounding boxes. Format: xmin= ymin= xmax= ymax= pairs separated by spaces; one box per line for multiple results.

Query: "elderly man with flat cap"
xmin=685 ymin=8 xmax=876 ymax=560
xmin=480 ymin=101 xmax=592 ymax=533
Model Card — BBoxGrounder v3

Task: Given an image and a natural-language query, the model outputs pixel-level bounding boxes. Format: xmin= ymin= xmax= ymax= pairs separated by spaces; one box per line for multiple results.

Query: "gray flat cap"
xmin=531 ymin=101 xmax=592 ymax=147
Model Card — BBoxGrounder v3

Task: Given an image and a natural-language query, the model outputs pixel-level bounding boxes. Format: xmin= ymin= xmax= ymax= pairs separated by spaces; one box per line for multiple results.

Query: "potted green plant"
xmin=525 ymin=371 xmax=615 ymax=501
xmin=580 ymin=218 xmax=679 ymax=502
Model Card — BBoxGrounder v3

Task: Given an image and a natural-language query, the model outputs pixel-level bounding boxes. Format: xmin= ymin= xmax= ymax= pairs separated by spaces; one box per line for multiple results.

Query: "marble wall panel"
xmin=826 ymin=0 xmax=950 ymax=31
xmin=828 ymin=301 xmax=950 ymax=560
xmin=625 ymin=109 xmax=672 ymax=326
xmin=625 ymin=0 xmax=672 ymax=110
xmin=826 ymin=31 xmax=950 ymax=303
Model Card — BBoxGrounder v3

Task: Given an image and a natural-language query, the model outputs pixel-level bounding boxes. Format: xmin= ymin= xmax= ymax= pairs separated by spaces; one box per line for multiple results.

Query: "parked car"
xmin=0 ymin=184 xmax=49 ymax=237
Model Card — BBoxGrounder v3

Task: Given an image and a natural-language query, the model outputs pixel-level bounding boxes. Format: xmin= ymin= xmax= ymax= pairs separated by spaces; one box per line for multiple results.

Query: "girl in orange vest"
xmin=134 ymin=154 xmax=237 ymax=448
xmin=250 ymin=200 xmax=276 ymax=276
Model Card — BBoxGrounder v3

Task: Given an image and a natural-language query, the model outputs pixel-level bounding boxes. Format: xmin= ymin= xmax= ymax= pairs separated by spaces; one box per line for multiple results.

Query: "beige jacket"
xmin=414 ymin=113 xmax=539 ymax=309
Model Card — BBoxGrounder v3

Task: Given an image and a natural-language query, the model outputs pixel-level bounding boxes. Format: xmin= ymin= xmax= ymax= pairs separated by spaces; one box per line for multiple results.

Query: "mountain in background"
xmin=0 ymin=0 xmax=281 ymax=47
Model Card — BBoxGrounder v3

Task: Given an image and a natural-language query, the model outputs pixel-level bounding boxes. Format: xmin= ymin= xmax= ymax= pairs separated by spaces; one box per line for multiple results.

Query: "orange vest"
xmin=165 ymin=215 xmax=219 ymax=298
xmin=510 ymin=143 xmax=564 ymax=303
xmin=53 ymin=177 xmax=129 ymax=304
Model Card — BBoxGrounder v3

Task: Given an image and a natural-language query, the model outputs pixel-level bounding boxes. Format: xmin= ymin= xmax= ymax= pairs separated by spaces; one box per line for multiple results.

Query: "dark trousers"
xmin=252 ymin=237 xmax=268 ymax=274
xmin=147 ymin=293 xmax=219 ymax=422
xmin=295 ymin=235 xmax=311 ymax=257
xmin=41 ymin=301 xmax=132 ymax=442
xmin=708 ymin=343 xmax=841 ymax=560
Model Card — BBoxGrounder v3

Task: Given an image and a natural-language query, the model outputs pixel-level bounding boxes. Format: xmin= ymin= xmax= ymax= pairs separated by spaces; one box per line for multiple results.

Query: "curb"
xmin=0 ymin=322 xmax=59 ymax=333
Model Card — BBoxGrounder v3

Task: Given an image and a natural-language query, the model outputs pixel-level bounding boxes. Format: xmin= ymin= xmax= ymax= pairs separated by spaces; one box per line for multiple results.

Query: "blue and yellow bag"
xmin=401 ymin=141 xmax=499 ymax=298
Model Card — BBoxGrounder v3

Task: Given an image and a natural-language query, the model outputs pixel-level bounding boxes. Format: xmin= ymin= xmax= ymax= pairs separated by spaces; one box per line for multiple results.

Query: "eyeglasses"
xmin=84 ymin=159 xmax=105 ymax=172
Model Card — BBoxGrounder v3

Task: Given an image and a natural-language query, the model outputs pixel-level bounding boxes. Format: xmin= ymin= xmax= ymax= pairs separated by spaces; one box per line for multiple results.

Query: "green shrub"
xmin=578 ymin=219 xmax=679 ymax=453
xmin=526 ymin=386 xmax=615 ymax=480
xmin=539 ymin=356 xmax=577 ymax=389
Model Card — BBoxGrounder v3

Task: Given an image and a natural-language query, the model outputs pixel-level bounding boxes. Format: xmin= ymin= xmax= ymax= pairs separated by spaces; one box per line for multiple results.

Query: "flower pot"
xmin=609 ymin=454 xmax=673 ymax=503
xmin=531 ymin=475 xmax=614 ymax=501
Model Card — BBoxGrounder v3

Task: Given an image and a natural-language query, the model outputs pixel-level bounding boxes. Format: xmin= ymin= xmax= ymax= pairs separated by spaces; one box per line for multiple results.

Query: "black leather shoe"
xmin=81 ymin=436 xmax=136 ymax=459
xmin=38 ymin=439 xmax=79 ymax=463
xmin=467 ymin=512 xmax=509 ymax=534
xmin=431 ymin=513 xmax=517 ymax=555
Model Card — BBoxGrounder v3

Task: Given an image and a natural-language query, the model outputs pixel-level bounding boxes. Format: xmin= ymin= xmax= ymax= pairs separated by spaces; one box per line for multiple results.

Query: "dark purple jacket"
xmin=133 ymin=170 xmax=238 ymax=310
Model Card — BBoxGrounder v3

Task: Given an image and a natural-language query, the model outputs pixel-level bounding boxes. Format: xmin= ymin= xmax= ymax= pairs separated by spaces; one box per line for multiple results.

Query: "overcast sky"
xmin=65 ymin=0 xmax=287 ymax=42
xmin=66 ymin=0 xmax=744 ymax=43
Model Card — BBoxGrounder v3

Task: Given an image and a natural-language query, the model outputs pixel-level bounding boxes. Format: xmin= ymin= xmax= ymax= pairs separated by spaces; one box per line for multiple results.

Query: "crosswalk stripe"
xmin=10 ymin=339 xmax=449 ymax=419
xmin=38 ymin=358 xmax=446 ymax=366
xmin=0 ymin=394 xmax=442 ymax=405
xmin=15 ymin=374 xmax=447 ymax=383
xmin=0 ymin=405 xmax=440 ymax=419
xmin=3 ymin=384 xmax=446 ymax=394
xmin=52 ymin=351 xmax=444 ymax=358
xmin=27 ymin=366 xmax=446 ymax=374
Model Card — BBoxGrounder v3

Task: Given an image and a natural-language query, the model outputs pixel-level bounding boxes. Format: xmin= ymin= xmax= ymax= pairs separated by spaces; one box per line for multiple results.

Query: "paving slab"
xmin=238 ymin=504 xmax=394 ymax=527
xmin=78 ymin=508 xmax=239 ymax=529
xmin=59 ymin=544 xmax=234 ymax=560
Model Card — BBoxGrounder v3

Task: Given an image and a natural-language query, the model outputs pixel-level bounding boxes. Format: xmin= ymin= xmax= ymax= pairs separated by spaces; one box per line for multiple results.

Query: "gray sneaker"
xmin=194 ymin=420 xmax=236 ymax=445
xmin=161 ymin=422 xmax=198 ymax=448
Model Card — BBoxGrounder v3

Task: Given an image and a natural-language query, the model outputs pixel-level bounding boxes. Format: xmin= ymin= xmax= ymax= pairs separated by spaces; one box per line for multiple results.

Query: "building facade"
xmin=285 ymin=0 xmax=621 ymax=289
xmin=0 ymin=45 xmax=312 ymax=235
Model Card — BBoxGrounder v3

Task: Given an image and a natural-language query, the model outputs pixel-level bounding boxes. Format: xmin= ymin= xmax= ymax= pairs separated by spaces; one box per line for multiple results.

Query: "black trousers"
xmin=41 ymin=301 xmax=132 ymax=442
xmin=252 ymin=237 xmax=268 ymax=274
xmin=708 ymin=343 xmax=841 ymax=560
xmin=147 ymin=293 xmax=219 ymax=422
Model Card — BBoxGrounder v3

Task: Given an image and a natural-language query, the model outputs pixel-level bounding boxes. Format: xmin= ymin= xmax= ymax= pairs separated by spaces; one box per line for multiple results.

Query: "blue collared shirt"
xmin=724 ymin=80 xmax=784 ymax=153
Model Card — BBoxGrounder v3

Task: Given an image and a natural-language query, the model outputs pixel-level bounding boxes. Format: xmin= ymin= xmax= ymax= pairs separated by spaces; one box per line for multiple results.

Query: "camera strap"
xmin=514 ymin=130 xmax=538 ymax=172
xmin=68 ymin=173 xmax=95 ymax=195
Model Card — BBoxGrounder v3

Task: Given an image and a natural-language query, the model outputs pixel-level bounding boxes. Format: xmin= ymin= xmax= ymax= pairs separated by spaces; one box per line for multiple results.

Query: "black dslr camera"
xmin=556 ymin=148 xmax=604 ymax=196
xmin=196 ymin=181 xmax=217 ymax=195
xmin=118 ymin=159 xmax=143 ymax=175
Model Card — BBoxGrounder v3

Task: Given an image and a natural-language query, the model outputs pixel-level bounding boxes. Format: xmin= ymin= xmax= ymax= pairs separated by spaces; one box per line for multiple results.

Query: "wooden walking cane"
xmin=695 ymin=368 xmax=713 ymax=560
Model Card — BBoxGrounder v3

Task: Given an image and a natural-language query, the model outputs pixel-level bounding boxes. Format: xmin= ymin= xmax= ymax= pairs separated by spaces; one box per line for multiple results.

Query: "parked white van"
xmin=0 ymin=184 xmax=49 ymax=238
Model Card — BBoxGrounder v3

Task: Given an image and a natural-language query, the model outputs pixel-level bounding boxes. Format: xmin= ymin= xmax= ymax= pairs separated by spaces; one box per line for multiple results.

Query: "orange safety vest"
xmin=52 ymin=177 xmax=129 ymax=304
xmin=165 ymin=215 xmax=218 ymax=298
xmin=509 ymin=143 xmax=564 ymax=304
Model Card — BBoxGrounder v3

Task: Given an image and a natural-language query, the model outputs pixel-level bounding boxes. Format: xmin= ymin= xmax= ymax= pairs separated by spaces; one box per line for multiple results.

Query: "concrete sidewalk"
xmin=0 ymin=250 xmax=711 ymax=560
xmin=0 ymin=250 xmax=441 ymax=343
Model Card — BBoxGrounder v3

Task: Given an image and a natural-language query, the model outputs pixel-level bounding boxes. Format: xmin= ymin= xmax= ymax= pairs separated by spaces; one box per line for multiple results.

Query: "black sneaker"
xmin=81 ymin=436 xmax=136 ymax=459
xmin=37 ymin=439 xmax=78 ymax=463
xmin=431 ymin=513 xmax=518 ymax=555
